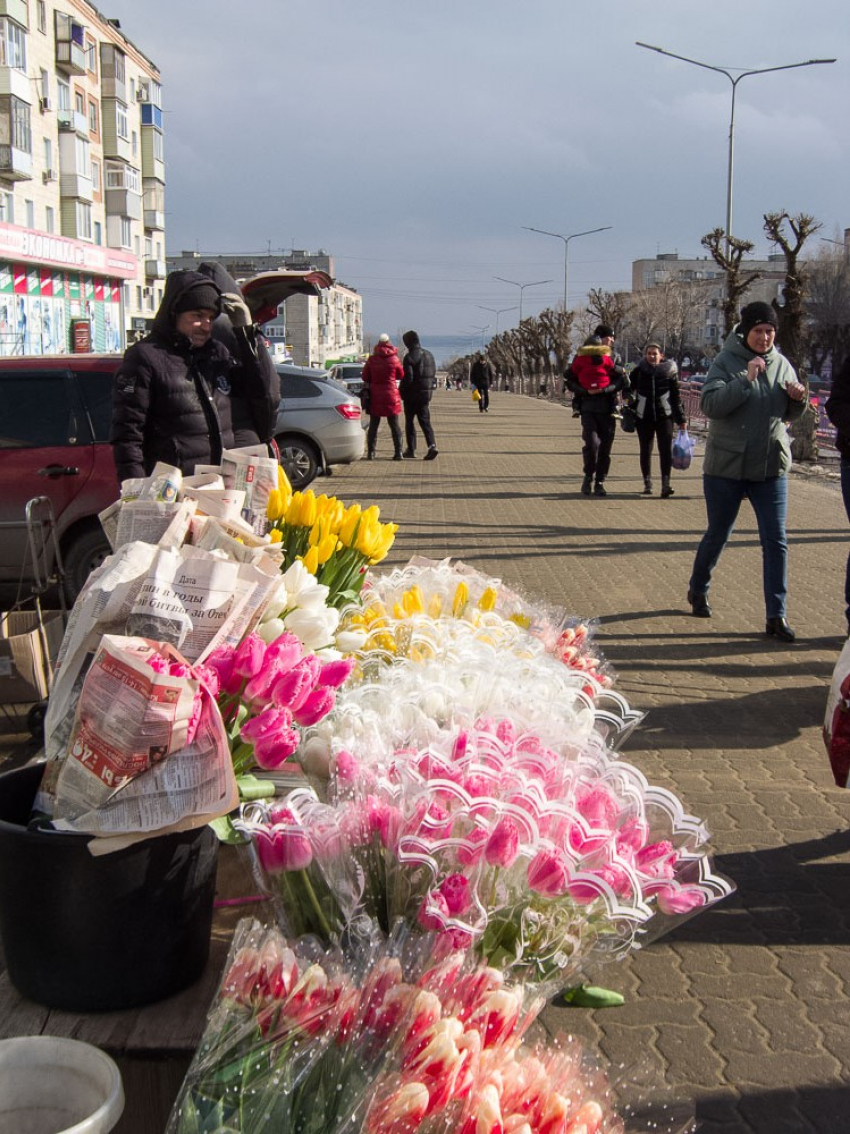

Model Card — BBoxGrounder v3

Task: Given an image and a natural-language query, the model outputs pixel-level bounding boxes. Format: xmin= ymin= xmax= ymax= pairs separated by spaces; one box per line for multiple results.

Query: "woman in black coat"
xmin=628 ymin=343 xmax=686 ymax=497
xmin=111 ymin=270 xmax=277 ymax=483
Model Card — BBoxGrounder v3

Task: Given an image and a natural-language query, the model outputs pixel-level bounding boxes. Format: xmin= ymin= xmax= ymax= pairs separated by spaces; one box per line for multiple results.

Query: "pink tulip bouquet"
xmin=169 ymin=918 xmax=697 ymax=1134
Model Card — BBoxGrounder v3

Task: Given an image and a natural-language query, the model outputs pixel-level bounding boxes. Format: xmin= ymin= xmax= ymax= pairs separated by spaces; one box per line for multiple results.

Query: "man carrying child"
xmin=564 ymin=324 xmax=627 ymax=497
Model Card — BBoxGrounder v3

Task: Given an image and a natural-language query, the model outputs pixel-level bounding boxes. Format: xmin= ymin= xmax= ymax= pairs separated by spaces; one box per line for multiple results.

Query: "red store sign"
xmin=0 ymin=221 xmax=137 ymax=280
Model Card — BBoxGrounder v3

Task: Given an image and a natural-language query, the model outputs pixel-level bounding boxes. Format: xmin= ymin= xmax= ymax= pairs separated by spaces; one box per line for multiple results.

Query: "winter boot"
xmin=594 ymin=480 xmax=607 ymax=497
xmin=642 ymin=477 xmax=653 ymax=495
xmin=660 ymin=476 xmax=674 ymax=498
xmin=581 ymin=476 xmax=592 ymax=496
xmin=393 ymin=449 xmax=403 ymax=461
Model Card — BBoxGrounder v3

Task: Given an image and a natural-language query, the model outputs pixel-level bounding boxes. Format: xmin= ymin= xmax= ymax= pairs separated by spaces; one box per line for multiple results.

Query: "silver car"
xmin=327 ymin=361 xmax=365 ymax=396
xmin=275 ymin=364 xmax=364 ymax=490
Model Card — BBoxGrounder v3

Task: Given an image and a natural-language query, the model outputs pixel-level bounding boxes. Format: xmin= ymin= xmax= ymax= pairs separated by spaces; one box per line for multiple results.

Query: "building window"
xmin=76 ymin=201 xmax=92 ymax=241
xmin=120 ymin=217 xmax=132 ymax=247
xmin=91 ymin=159 xmax=100 ymax=194
xmin=0 ymin=18 xmax=26 ymax=70
xmin=43 ymin=136 xmax=51 ymax=168
xmin=134 ymin=235 xmax=140 ymax=256
xmin=135 ymin=285 xmax=142 ymax=308
xmin=9 ymin=96 xmax=31 ymax=154
xmin=88 ymin=100 xmax=98 ymax=135
xmin=57 ymin=79 xmax=70 ymax=113
xmin=86 ymin=39 xmax=97 ymax=75
xmin=45 ymin=205 xmax=54 ymax=233
xmin=93 ymin=220 xmax=102 ymax=245
xmin=0 ymin=190 xmax=13 ymax=224
xmin=36 ymin=1 xmax=46 ymax=33
xmin=152 ymin=130 xmax=163 ymax=161
xmin=25 ymin=199 xmax=34 ymax=228
xmin=144 ymin=235 xmax=152 ymax=258
xmin=39 ymin=68 xmax=49 ymax=101
xmin=129 ymin=78 xmax=135 ymax=102
xmin=75 ymin=135 xmax=90 ymax=177
xmin=116 ymin=103 xmax=129 ymax=141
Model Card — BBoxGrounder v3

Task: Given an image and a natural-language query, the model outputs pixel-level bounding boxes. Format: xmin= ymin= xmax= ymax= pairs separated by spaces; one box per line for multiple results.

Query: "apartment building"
xmin=167 ymin=248 xmax=363 ymax=367
xmin=631 ymin=252 xmax=788 ymax=351
xmin=0 ymin=0 xmax=164 ymax=355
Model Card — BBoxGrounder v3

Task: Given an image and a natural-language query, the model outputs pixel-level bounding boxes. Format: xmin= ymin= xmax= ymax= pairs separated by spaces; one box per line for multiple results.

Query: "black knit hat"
xmin=738 ymin=301 xmax=777 ymax=339
xmin=173 ymin=281 xmax=222 ymax=315
xmin=402 ymin=330 xmax=420 ymax=349
xmin=593 ymin=324 xmax=614 ymax=339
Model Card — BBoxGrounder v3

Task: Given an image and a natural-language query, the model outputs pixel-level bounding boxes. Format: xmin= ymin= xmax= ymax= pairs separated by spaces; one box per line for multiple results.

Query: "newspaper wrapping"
xmin=50 ymin=635 xmax=238 ymax=840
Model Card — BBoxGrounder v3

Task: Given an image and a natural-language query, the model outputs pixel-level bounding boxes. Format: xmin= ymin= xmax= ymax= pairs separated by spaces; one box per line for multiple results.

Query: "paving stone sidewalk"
xmin=1 ymin=388 xmax=846 ymax=1132
xmin=331 ymin=388 xmax=850 ymax=1134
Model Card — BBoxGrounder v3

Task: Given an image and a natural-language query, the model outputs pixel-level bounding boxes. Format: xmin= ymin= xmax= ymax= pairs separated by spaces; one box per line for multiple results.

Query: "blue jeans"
xmin=689 ymin=475 xmax=789 ymax=619
xmin=840 ymin=459 xmax=850 ymax=627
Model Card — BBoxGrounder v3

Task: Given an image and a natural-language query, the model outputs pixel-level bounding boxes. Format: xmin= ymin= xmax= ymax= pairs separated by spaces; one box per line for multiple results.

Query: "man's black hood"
xmin=198 ymin=261 xmax=244 ymax=354
xmin=402 ymin=330 xmax=421 ymax=350
xmin=150 ymin=270 xmax=223 ymax=343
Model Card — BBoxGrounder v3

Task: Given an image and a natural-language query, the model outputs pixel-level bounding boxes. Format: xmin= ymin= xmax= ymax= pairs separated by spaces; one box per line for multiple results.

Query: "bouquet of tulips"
xmin=266 ymin=481 xmax=398 ymax=609
xmin=169 ymin=919 xmax=697 ymax=1134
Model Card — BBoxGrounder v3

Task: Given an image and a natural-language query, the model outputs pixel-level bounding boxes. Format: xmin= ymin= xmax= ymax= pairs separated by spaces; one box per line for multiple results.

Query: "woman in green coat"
xmin=687 ymin=301 xmax=807 ymax=641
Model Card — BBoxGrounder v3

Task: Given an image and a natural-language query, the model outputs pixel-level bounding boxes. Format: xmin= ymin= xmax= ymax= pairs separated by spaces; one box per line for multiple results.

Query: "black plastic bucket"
xmin=0 ymin=763 xmax=219 ymax=1012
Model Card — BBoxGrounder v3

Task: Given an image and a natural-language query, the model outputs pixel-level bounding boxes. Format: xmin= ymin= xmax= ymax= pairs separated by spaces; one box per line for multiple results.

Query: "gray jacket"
xmin=700 ymin=330 xmax=806 ymax=481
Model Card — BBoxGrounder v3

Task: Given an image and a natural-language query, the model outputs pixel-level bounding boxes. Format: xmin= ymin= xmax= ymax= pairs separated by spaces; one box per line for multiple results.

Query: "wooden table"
xmin=0 ymin=845 xmax=264 ymax=1134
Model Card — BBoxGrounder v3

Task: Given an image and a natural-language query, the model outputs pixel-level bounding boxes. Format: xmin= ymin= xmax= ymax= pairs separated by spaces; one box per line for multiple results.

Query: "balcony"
xmin=145 ymin=258 xmax=166 ymax=279
xmin=60 ymin=170 xmax=93 ymax=201
xmin=140 ymin=103 xmax=162 ymax=129
xmin=0 ymin=141 xmax=31 ymax=180
xmin=0 ymin=65 xmax=29 ymax=101
xmin=57 ymin=107 xmax=88 ymax=135
xmin=140 ymin=130 xmax=163 ymax=182
xmin=55 ymin=14 xmax=86 ymax=75
xmin=0 ymin=0 xmax=28 ymax=23
xmin=106 ymin=186 xmax=141 ymax=220
xmin=144 ymin=208 xmax=165 ymax=230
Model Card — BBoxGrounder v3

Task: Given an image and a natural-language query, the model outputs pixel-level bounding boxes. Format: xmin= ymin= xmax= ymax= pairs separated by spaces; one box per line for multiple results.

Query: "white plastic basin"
xmin=0 ymin=1036 xmax=124 ymax=1134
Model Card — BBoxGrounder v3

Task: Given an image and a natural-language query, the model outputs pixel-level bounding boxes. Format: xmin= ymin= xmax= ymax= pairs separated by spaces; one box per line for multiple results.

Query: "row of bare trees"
xmin=444 ymin=210 xmax=850 ymax=458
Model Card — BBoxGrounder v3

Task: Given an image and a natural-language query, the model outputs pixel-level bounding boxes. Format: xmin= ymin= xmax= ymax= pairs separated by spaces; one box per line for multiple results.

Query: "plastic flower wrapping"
xmin=167 ymin=919 xmax=697 ymax=1134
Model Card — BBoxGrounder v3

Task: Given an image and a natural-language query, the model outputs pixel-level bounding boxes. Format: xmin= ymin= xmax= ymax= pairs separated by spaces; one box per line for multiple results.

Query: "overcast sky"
xmin=103 ymin=0 xmax=848 ymax=339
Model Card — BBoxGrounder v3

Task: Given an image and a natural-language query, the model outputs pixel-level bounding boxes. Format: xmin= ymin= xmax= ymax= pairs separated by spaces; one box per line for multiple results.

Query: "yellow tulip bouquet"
xmin=266 ymin=470 xmax=398 ymax=609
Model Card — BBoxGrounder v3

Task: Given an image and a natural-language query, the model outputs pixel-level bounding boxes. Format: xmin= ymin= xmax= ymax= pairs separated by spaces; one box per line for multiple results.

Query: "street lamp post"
xmin=470 ymin=324 xmax=490 ymax=350
xmin=477 ymin=305 xmax=518 ymax=336
xmin=493 ymin=277 xmax=552 ymax=385
xmin=522 ymin=225 xmax=612 ymax=312
xmin=636 ymin=42 xmax=835 ymax=255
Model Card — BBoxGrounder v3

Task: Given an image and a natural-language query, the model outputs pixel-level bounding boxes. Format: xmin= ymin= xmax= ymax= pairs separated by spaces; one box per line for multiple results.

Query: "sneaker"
xmin=424 ymin=447 xmax=439 ymax=461
xmin=611 ymin=411 xmax=623 ymax=421
xmin=594 ymin=481 xmax=607 ymax=497
xmin=642 ymin=478 xmax=653 ymax=495
xmin=572 ymin=410 xmax=581 ymax=419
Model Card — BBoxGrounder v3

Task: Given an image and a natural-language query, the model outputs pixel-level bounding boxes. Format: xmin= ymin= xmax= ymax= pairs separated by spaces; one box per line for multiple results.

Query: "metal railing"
xmin=679 ymin=381 xmax=837 ymax=450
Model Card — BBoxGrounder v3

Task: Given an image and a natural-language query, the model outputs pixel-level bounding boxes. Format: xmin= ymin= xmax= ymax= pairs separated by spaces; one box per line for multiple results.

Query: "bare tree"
xmin=701 ymin=227 xmax=764 ymax=336
xmin=761 ymin=210 xmax=823 ymax=463
xmin=806 ymin=245 xmax=850 ymax=377
xmin=586 ymin=288 xmax=629 ymax=332
xmin=538 ymin=307 xmax=574 ymax=391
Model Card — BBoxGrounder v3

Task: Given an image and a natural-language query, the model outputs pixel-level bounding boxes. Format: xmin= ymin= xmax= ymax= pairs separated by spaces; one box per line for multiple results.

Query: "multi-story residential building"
xmin=167 ymin=248 xmax=363 ymax=367
xmin=0 ymin=0 xmax=164 ymax=355
xmin=631 ymin=252 xmax=789 ymax=352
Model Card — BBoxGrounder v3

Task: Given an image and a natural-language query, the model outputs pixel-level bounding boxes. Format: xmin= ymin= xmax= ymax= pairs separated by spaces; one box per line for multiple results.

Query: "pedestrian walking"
xmin=825 ymin=354 xmax=850 ymax=634
xmin=400 ymin=330 xmax=439 ymax=460
xmin=564 ymin=333 xmax=626 ymax=496
xmin=111 ymin=270 xmax=277 ymax=482
xmin=361 ymin=334 xmax=404 ymax=460
xmin=470 ymin=353 xmax=493 ymax=413
xmin=687 ymin=301 xmax=807 ymax=640
xmin=628 ymin=342 xmax=686 ymax=497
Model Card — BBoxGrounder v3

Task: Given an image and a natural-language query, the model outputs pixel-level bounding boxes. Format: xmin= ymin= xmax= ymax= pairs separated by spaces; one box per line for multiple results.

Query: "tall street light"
xmin=522 ymin=225 xmax=612 ymax=312
xmin=470 ymin=324 xmax=490 ymax=350
xmin=636 ymin=42 xmax=835 ymax=255
xmin=477 ymin=305 xmax=518 ymax=336
xmin=493 ymin=276 xmax=552 ymax=383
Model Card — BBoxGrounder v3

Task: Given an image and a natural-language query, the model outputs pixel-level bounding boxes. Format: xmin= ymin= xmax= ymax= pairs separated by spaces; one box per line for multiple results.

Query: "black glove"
xmin=220 ymin=292 xmax=252 ymax=328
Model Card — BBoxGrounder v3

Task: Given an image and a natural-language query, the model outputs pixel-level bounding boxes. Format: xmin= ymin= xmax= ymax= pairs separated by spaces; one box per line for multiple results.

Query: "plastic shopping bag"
xmin=824 ymin=637 xmax=850 ymax=787
xmin=671 ymin=429 xmax=695 ymax=471
xmin=472 ymin=388 xmax=481 ymax=402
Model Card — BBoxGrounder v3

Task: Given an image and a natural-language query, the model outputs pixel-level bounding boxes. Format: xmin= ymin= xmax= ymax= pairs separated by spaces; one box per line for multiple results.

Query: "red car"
xmin=0 ymin=353 xmax=119 ymax=601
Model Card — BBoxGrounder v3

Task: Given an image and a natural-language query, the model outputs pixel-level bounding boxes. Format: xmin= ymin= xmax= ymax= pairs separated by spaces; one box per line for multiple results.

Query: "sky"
xmin=102 ymin=0 xmax=848 ymax=341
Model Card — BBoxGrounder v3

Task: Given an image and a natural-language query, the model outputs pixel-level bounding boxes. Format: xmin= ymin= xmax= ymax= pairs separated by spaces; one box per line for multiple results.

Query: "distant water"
xmin=418 ymin=334 xmax=485 ymax=367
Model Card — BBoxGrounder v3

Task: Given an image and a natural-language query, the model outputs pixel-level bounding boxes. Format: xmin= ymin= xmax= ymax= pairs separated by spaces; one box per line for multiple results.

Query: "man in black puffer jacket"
xmin=111 ymin=270 xmax=278 ymax=483
xmin=400 ymin=329 xmax=438 ymax=460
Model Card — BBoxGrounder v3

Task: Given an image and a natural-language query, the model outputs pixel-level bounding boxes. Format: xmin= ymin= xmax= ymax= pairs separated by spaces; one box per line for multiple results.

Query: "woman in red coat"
xmin=361 ymin=334 xmax=404 ymax=460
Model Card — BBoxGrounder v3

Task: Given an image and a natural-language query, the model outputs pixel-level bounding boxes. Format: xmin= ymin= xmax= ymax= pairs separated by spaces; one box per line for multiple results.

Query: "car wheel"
xmin=62 ymin=526 xmax=111 ymax=604
xmin=276 ymin=434 xmax=320 ymax=490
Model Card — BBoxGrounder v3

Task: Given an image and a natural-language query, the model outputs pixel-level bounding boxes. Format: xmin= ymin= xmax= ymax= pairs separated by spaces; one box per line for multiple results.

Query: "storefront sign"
xmin=0 ymin=221 xmax=137 ymax=279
